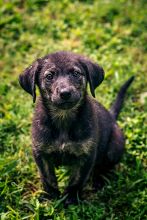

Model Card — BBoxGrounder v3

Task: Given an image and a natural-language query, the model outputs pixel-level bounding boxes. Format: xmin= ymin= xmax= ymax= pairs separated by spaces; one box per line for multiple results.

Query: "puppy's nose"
xmin=60 ymin=89 xmax=71 ymax=100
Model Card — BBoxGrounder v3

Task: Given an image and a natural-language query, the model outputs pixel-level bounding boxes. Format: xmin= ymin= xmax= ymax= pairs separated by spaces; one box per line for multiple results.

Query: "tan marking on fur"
xmin=44 ymin=65 xmax=56 ymax=76
xmin=49 ymin=91 xmax=87 ymax=126
xmin=61 ymin=143 xmax=65 ymax=150
xmin=48 ymin=102 xmax=82 ymax=128
xmin=49 ymin=106 xmax=76 ymax=120
xmin=40 ymin=138 xmax=96 ymax=157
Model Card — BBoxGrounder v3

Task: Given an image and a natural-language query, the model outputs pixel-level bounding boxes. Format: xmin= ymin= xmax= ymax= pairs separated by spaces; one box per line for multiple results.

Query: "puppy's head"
xmin=19 ymin=51 xmax=104 ymax=110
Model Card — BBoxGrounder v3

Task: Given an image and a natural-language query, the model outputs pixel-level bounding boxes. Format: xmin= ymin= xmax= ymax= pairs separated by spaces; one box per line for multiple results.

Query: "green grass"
xmin=0 ymin=0 xmax=147 ymax=219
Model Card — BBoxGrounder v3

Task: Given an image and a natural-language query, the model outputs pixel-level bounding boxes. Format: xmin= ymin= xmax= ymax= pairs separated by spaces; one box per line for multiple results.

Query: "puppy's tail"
xmin=110 ymin=76 xmax=134 ymax=119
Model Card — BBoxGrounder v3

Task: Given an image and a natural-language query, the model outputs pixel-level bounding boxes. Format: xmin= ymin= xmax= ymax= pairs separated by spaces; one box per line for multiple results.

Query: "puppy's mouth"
xmin=51 ymin=93 xmax=82 ymax=110
xmin=56 ymin=101 xmax=78 ymax=110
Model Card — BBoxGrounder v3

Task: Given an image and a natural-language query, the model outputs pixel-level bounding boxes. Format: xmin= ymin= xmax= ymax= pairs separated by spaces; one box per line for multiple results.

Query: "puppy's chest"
xmin=44 ymin=129 xmax=94 ymax=156
xmin=55 ymin=131 xmax=69 ymax=151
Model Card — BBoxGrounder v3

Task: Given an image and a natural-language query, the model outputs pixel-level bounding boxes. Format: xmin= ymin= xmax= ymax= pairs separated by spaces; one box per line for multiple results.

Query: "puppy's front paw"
xmin=93 ymin=176 xmax=105 ymax=191
xmin=64 ymin=194 xmax=79 ymax=207
xmin=40 ymin=186 xmax=61 ymax=201
xmin=38 ymin=189 xmax=60 ymax=202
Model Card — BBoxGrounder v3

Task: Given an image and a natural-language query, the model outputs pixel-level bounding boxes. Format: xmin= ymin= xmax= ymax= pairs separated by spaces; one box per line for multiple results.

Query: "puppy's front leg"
xmin=33 ymin=150 xmax=60 ymax=199
xmin=64 ymin=152 xmax=96 ymax=205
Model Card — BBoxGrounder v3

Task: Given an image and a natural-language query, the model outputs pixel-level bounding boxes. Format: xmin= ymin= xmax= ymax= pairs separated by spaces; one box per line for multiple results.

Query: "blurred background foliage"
xmin=0 ymin=0 xmax=147 ymax=219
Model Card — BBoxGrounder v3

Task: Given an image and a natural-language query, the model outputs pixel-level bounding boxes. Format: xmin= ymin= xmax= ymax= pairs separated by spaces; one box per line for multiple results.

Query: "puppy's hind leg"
xmin=107 ymin=125 xmax=125 ymax=166
xmin=92 ymin=125 xmax=125 ymax=190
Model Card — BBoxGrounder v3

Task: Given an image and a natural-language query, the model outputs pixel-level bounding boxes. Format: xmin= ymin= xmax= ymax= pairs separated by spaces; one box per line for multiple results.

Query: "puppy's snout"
xmin=60 ymin=89 xmax=71 ymax=100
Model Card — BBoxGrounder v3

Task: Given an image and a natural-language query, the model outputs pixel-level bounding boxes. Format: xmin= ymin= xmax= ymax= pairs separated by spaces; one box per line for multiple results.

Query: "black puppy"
xmin=19 ymin=51 xmax=134 ymax=205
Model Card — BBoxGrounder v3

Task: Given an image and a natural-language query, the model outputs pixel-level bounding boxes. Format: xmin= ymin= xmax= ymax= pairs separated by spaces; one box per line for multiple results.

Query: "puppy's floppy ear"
xmin=79 ymin=57 xmax=104 ymax=97
xmin=19 ymin=59 xmax=41 ymax=103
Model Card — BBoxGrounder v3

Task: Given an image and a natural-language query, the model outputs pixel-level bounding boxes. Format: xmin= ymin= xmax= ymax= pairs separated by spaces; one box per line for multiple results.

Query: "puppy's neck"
xmin=48 ymin=105 xmax=78 ymax=128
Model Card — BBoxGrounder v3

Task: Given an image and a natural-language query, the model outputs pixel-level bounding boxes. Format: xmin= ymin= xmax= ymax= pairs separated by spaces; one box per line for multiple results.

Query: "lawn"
xmin=0 ymin=0 xmax=147 ymax=219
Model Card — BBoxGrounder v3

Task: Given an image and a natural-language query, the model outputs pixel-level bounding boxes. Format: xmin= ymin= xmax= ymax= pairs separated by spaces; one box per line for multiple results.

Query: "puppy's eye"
xmin=73 ymin=70 xmax=81 ymax=78
xmin=45 ymin=71 xmax=54 ymax=80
